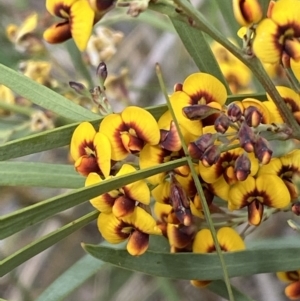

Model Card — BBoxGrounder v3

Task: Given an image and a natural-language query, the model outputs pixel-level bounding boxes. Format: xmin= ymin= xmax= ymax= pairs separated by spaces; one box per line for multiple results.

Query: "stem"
xmin=156 ymin=64 xmax=235 ymax=301
xmin=284 ymin=67 xmax=300 ymax=94
xmin=152 ymin=0 xmax=300 ymax=139
xmin=0 ymin=101 xmax=34 ymax=117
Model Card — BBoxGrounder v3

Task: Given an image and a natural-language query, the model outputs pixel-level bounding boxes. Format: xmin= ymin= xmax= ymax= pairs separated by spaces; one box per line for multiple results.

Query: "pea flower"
xmin=70 ymin=122 xmax=111 ymax=177
xmin=228 ymin=174 xmax=290 ymax=226
xmin=100 ymin=106 xmax=160 ymax=161
xmin=277 ymin=270 xmax=300 ymax=300
xmin=44 ymin=0 xmax=115 ymax=51
xmin=253 ymin=0 xmax=300 ymax=64
xmin=191 ymin=227 xmax=245 ymax=287
xmin=97 ymin=206 xmax=162 ymax=256
xmin=232 ymin=0 xmax=263 ymax=26
xmin=86 ymin=164 xmax=150 ymax=217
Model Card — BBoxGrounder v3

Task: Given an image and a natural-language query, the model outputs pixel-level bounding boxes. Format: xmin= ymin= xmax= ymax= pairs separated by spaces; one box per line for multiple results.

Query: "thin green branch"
xmin=155 ymin=64 xmax=235 ymax=301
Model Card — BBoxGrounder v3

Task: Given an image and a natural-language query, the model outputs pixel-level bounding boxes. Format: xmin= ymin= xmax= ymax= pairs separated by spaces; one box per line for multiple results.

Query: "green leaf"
xmin=0 ymin=119 xmax=100 ymax=161
xmin=0 ymin=211 xmax=98 ymax=277
xmin=0 ymin=63 xmax=98 ymax=121
xmin=0 ymin=158 xmax=187 ymax=239
xmin=82 ymin=243 xmax=300 ymax=280
xmin=171 ymin=19 xmax=231 ymax=94
xmin=0 ymin=162 xmax=84 ymax=188
xmin=209 ymin=281 xmax=257 ymax=301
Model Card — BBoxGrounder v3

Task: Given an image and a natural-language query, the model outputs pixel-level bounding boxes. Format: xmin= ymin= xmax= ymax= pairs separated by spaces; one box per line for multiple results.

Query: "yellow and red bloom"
xmin=258 ymin=150 xmax=300 ymax=200
xmin=100 ymin=106 xmax=160 ymax=161
xmin=191 ymin=227 xmax=245 ymax=287
xmin=97 ymin=206 xmax=162 ymax=255
xmin=232 ymin=0 xmax=263 ymax=26
xmin=86 ymin=164 xmax=150 ymax=217
xmin=170 ymin=72 xmax=227 ymax=133
xmin=228 ymin=174 xmax=290 ymax=226
xmin=44 ymin=0 xmax=115 ymax=51
xmin=277 ymin=270 xmax=300 ymax=300
xmin=253 ymin=0 xmax=300 ymax=64
xmin=70 ymin=121 xmax=111 ymax=177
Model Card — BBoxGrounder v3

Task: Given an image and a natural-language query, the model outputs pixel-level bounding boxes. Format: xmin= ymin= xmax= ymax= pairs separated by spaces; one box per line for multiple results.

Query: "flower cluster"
xmin=70 ymin=71 xmax=299 ymax=263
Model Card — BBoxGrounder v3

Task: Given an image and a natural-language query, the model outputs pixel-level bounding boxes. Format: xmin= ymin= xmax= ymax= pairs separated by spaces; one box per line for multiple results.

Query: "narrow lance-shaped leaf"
xmin=0 ymin=158 xmax=187 ymax=239
xmin=0 ymin=63 xmax=98 ymax=121
xmin=0 ymin=162 xmax=84 ymax=188
xmin=0 ymin=211 xmax=98 ymax=277
xmin=82 ymin=244 xmax=300 ymax=280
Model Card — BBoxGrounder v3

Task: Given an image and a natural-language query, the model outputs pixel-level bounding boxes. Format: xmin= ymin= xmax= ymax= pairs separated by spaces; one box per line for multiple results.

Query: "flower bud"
xmin=188 ymin=142 xmax=204 ymax=160
xmin=201 ymin=145 xmax=220 ymax=167
xmin=183 ymin=105 xmax=220 ymax=120
xmin=292 ymin=202 xmax=300 ymax=216
xmin=69 ymin=81 xmax=87 ymax=95
xmin=244 ymin=105 xmax=262 ymax=127
xmin=232 ymin=0 xmax=263 ymax=26
xmin=234 ymin=153 xmax=251 ymax=181
xmin=214 ymin=114 xmax=230 ymax=133
xmin=194 ymin=133 xmax=215 ymax=152
xmin=254 ymin=136 xmax=273 ymax=164
xmin=170 ymin=174 xmax=193 ymax=226
xmin=96 ymin=62 xmax=108 ymax=83
xmin=238 ymin=122 xmax=256 ymax=153
xmin=173 ymin=83 xmax=183 ymax=92
xmin=248 ymin=200 xmax=264 ymax=226
xmin=227 ymin=103 xmax=243 ymax=122
xmin=160 ymin=121 xmax=182 ymax=152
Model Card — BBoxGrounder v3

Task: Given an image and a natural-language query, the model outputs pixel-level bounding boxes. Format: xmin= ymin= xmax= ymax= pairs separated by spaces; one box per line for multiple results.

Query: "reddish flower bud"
xmin=214 ymin=114 xmax=230 ymax=133
xmin=160 ymin=121 xmax=182 ymax=152
xmin=201 ymin=145 xmax=220 ymax=167
xmin=96 ymin=62 xmax=108 ymax=83
xmin=238 ymin=122 xmax=256 ymax=153
xmin=254 ymin=136 xmax=273 ymax=164
xmin=292 ymin=202 xmax=300 ymax=216
xmin=170 ymin=174 xmax=193 ymax=226
xmin=183 ymin=105 xmax=220 ymax=120
xmin=188 ymin=142 xmax=204 ymax=160
xmin=195 ymin=133 xmax=215 ymax=152
xmin=173 ymin=83 xmax=183 ymax=92
xmin=227 ymin=103 xmax=243 ymax=122
xmin=244 ymin=106 xmax=262 ymax=127
xmin=234 ymin=153 xmax=251 ymax=181
xmin=69 ymin=81 xmax=87 ymax=94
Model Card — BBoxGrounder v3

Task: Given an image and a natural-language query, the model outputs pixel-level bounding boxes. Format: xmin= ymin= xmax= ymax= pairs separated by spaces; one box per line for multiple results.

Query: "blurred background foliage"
xmin=0 ymin=0 xmax=299 ymax=300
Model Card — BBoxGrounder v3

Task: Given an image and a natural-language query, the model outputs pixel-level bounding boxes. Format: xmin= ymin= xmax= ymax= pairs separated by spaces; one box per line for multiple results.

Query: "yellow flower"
xmin=0 ymin=85 xmax=15 ymax=116
xmin=100 ymin=106 xmax=160 ymax=161
xmin=97 ymin=206 xmax=162 ymax=255
xmin=253 ymin=0 xmax=300 ymax=64
xmin=228 ymin=174 xmax=290 ymax=226
xmin=86 ymin=164 xmax=150 ymax=217
xmin=44 ymin=0 xmax=115 ymax=51
xmin=232 ymin=0 xmax=263 ymax=26
xmin=191 ymin=227 xmax=245 ymax=287
xmin=70 ymin=122 xmax=111 ymax=177
xmin=277 ymin=271 xmax=300 ymax=300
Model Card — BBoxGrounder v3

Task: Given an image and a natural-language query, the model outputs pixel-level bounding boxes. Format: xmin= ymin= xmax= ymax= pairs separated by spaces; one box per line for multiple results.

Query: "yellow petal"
xmin=153 ymin=202 xmax=173 ymax=222
xmin=70 ymin=122 xmax=96 ymax=161
xmin=43 ymin=21 xmax=72 ymax=44
xmin=15 ymin=13 xmax=38 ymax=42
xmin=252 ymin=18 xmax=282 ymax=64
xmin=94 ymin=132 xmax=111 ymax=178
xmin=152 ymin=181 xmax=171 ymax=204
xmin=97 ymin=212 xmax=129 ymax=243
xmin=139 ymin=144 xmax=167 ymax=185
xmin=121 ymin=206 xmax=162 ymax=235
xmin=233 ymin=0 xmax=263 ymax=26
xmin=117 ymin=164 xmax=150 ymax=205
xmin=217 ymin=227 xmax=245 ymax=251
xmin=182 ymin=73 xmax=227 ymax=106
xmin=85 ymin=173 xmax=117 ymax=213
xmin=228 ymin=176 xmax=256 ymax=210
xmin=121 ymin=106 xmax=160 ymax=145
xmin=127 ymin=230 xmax=149 ymax=256
xmin=271 ymin=0 xmax=300 ymax=28
xmin=70 ymin=0 xmax=95 ymax=51
xmin=192 ymin=229 xmax=214 ymax=253
xmin=256 ymin=174 xmax=291 ymax=208
xmin=257 ymin=157 xmax=282 ymax=176
xmin=99 ymin=113 xmax=128 ymax=161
